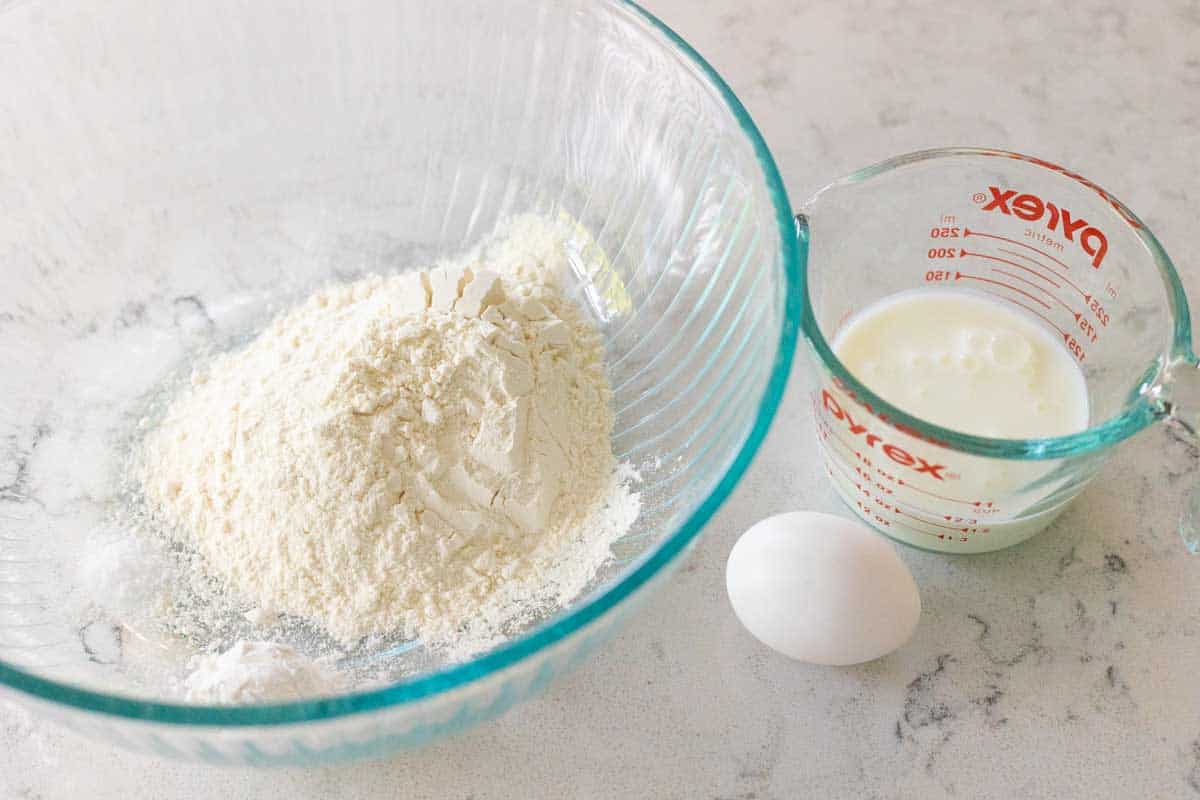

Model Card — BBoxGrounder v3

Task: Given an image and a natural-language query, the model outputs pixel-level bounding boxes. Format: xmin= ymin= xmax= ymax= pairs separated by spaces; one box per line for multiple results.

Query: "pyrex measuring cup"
xmin=798 ymin=147 xmax=1198 ymax=554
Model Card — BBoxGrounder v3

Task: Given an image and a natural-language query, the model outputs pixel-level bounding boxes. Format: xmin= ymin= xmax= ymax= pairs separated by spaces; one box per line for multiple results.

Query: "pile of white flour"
xmin=138 ymin=216 xmax=638 ymax=657
xmin=182 ymin=640 xmax=339 ymax=704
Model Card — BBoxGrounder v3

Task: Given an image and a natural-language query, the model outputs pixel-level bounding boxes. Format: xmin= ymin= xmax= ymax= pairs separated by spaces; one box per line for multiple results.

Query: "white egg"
xmin=725 ymin=511 xmax=921 ymax=665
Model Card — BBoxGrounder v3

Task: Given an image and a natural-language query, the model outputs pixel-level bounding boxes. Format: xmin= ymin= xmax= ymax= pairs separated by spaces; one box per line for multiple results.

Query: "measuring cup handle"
xmin=1153 ymin=357 xmax=1200 ymax=552
xmin=1171 ymin=426 xmax=1200 ymax=554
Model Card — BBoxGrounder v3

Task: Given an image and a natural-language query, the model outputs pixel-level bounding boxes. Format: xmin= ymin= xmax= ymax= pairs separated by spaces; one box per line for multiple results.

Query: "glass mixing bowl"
xmin=0 ymin=0 xmax=801 ymax=763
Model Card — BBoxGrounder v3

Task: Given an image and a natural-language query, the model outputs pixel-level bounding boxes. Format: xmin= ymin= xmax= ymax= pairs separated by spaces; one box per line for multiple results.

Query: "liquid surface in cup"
xmin=830 ymin=286 xmax=1094 ymax=506
xmin=833 ymin=288 xmax=1090 ymax=441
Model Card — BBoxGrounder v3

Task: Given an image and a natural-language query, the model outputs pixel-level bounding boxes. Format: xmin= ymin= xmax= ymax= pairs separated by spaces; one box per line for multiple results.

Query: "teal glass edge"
xmin=0 ymin=0 xmax=805 ymax=727
xmin=799 ymin=146 xmax=1190 ymax=461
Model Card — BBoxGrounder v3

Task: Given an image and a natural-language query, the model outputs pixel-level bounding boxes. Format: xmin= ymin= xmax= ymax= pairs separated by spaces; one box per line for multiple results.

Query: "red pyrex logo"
xmin=981 ymin=186 xmax=1108 ymax=268
xmin=821 ymin=390 xmax=948 ymax=480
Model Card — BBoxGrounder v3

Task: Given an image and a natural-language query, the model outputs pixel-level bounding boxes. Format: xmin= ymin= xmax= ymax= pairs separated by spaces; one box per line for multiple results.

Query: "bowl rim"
xmin=0 ymin=0 xmax=804 ymax=726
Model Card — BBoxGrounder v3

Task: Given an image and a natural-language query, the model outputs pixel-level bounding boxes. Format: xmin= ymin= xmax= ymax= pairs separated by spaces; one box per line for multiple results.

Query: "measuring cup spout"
xmin=1151 ymin=355 xmax=1200 ymax=552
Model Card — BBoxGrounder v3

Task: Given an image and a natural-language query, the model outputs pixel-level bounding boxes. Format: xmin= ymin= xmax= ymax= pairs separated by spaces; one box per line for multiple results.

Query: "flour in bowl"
xmin=137 ymin=216 xmax=638 ymax=656
xmin=182 ymin=640 xmax=340 ymax=704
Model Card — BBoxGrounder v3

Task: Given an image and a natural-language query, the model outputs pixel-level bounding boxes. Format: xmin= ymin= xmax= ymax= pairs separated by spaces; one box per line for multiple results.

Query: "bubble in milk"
xmin=960 ymin=328 xmax=990 ymax=353
xmin=988 ymin=331 xmax=1033 ymax=370
xmin=957 ymin=353 xmax=981 ymax=375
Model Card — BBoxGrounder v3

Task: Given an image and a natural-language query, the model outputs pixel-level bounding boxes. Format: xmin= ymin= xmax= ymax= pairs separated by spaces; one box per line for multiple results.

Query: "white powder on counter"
xmin=137 ymin=216 xmax=638 ymax=654
xmin=183 ymin=640 xmax=338 ymax=704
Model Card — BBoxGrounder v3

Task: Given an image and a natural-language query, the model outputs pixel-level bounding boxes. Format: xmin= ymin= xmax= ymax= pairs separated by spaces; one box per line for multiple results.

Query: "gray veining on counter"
xmin=3 ymin=0 xmax=1200 ymax=797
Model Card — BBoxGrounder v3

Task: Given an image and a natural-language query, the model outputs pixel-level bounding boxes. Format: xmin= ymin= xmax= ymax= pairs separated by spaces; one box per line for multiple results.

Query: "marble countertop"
xmin=4 ymin=0 xmax=1200 ymax=797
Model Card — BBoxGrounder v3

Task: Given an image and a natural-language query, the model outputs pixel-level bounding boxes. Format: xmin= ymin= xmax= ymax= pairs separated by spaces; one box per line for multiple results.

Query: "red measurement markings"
xmin=997 ymin=246 xmax=1110 ymax=328
xmin=823 ymin=462 xmax=898 ymax=531
xmin=963 ymin=227 xmax=1072 ymax=272
xmin=817 ymin=393 xmax=1003 ymax=514
xmin=849 ymin=497 xmax=895 ymax=530
xmin=996 ymin=246 xmax=1068 ymax=282
xmin=860 ymin=491 xmax=939 ymax=538
xmin=960 ymin=250 xmax=1093 ymax=339
xmin=829 ymin=464 xmax=981 ymax=542
xmin=896 ymin=496 xmax=989 ymax=531
xmin=819 ymin=424 xmax=871 ymax=467
xmin=821 ymin=421 xmax=993 ymax=509
xmin=817 ymin=422 xmax=857 ymax=459
xmin=894 ymin=507 xmax=983 ymax=534
xmin=981 ymin=290 xmax=1089 ymax=362
xmin=822 ymin=438 xmax=908 ymax=503
xmin=885 ymin=483 xmax=989 ymax=532
xmin=955 ymin=271 xmax=1051 ymax=310
xmin=824 ymin=446 xmax=892 ymax=499
xmin=875 ymin=494 xmax=977 ymax=539
xmin=961 ymin=248 xmax=1061 ymax=289
xmin=850 ymin=464 xmax=895 ymax=497
xmin=981 ymin=290 xmax=1067 ymax=336
xmin=823 ymin=428 xmax=927 ymax=490
xmin=893 ymin=510 xmax=980 ymax=541
xmin=861 ymin=464 xmax=972 ymax=521
xmin=991 ymin=268 xmax=1077 ymax=316
xmin=895 ymin=476 xmax=991 ymax=508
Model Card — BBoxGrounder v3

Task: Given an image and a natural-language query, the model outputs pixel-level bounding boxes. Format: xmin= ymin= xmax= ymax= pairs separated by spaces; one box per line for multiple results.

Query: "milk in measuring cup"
xmin=834 ymin=288 xmax=1089 ymax=441
xmin=821 ymin=288 xmax=1089 ymax=550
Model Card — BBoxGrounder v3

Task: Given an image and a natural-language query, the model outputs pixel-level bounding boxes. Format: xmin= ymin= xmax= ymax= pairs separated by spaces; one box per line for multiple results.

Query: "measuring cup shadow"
xmin=900 ymin=427 xmax=1183 ymax=619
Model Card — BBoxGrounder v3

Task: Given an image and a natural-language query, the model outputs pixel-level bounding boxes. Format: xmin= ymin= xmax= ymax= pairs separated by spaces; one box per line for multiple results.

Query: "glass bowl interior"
xmin=0 ymin=0 xmax=799 ymax=743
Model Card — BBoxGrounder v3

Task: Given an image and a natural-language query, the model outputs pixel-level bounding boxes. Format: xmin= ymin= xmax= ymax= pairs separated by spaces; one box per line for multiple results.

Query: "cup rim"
xmin=0 ymin=0 xmax=804 ymax=729
xmin=798 ymin=146 xmax=1189 ymax=460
